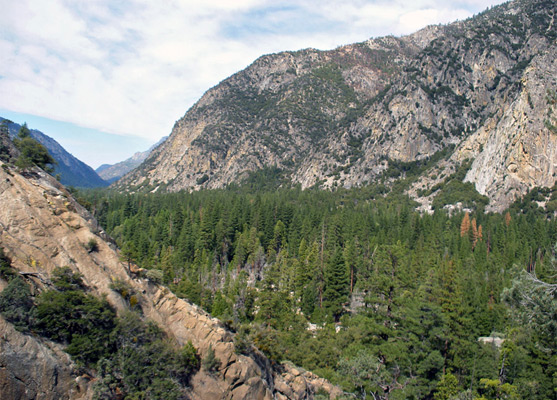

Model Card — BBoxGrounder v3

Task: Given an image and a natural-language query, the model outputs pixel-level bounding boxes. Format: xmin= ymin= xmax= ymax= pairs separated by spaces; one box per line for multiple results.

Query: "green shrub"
xmin=178 ymin=341 xmax=201 ymax=378
xmin=201 ymin=345 xmax=220 ymax=373
xmin=196 ymin=174 xmax=209 ymax=185
xmin=35 ymin=289 xmax=117 ymax=365
xmin=145 ymin=269 xmax=164 ymax=284
xmin=0 ymin=277 xmax=35 ymax=332
xmin=249 ymin=323 xmax=284 ymax=364
xmin=86 ymin=238 xmax=99 ymax=253
xmin=109 ymin=277 xmax=134 ymax=299
xmin=234 ymin=326 xmax=254 ymax=356
xmin=0 ymin=247 xmax=16 ymax=282
xmin=51 ymin=266 xmax=85 ymax=291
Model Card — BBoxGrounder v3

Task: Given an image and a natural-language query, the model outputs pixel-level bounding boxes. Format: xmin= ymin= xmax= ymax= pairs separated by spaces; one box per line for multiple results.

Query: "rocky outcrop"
xmin=275 ymin=363 xmax=343 ymax=400
xmin=0 ymin=163 xmax=341 ymax=399
xmin=117 ymin=0 xmax=556 ymax=211
xmin=459 ymin=45 xmax=557 ymax=210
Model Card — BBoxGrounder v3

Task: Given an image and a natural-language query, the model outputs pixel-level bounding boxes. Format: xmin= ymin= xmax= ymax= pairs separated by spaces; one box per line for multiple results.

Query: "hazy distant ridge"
xmin=1 ymin=118 xmax=108 ymax=188
xmin=96 ymin=136 xmax=167 ymax=183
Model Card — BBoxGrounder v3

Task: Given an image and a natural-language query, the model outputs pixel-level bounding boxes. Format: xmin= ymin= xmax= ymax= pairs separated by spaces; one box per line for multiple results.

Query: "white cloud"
xmin=0 ymin=0 xmax=507 ymax=145
xmin=397 ymin=8 xmax=472 ymax=34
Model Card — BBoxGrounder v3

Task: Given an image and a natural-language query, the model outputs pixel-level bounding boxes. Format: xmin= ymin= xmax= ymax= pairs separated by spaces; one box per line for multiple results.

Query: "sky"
xmin=0 ymin=0 xmax=507 ymax=169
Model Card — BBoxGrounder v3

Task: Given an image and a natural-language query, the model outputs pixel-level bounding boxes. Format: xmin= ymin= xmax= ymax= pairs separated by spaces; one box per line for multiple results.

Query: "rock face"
xmin=0 ymin=316 xmax=86 ymax=400
xmin=0 ymin=162 xmax=340 ymax=399
xmin=117 ymin=0 xmax=556 ymax=211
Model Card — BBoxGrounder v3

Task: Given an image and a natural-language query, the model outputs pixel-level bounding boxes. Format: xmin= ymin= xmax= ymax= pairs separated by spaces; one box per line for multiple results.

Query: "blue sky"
xmin=0 ymin=0 xmax=507 ymax=169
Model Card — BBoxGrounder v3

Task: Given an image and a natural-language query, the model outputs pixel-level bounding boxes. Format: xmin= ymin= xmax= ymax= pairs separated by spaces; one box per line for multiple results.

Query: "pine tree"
xmin=299 ymin=240 xmax=320 ymax=317
xmin=471 ymin=218 xmax=479 ymax=249
xmin=504 ymin=211 xmax=512 ymax=227
xmin=460 ymin=212 xmax=470 ymax=237
xmin=323 ymin=248 xmax=349 ymax=321
xmin=343 ymin=239 xmax=359 ymax=294
xmin=433 ymin=372 xmax=461 ymax=400
xmin=13 ymin=123 xmax=56 ymax=172
xmin=120 ymin=241 xmax=137 ymax=273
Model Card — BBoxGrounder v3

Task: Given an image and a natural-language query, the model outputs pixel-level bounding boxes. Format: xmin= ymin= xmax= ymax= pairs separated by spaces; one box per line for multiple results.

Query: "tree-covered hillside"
xmin=83 ymin=186 xmax=557 ymax=399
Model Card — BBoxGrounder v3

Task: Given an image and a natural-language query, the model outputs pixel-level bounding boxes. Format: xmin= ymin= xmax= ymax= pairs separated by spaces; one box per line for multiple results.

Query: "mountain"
xmin=117 ymin=0 xmax=556 ymax=211
xmin=96 ymin=136 xmax=167 ymax=183
xmin=0 ymin=161 xmax=340 ymax=399
xmin=1 ymin=118 xmax=108 ymax=188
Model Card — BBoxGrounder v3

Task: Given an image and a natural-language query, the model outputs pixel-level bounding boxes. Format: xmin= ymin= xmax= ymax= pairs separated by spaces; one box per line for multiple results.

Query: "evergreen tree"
xmin=323 ymin=248 xmax=349 ymax=321
xmin=433 ymin=372 xmax=461 ymax=400
xmin=13 ymin=123 xmax=56 ymax=172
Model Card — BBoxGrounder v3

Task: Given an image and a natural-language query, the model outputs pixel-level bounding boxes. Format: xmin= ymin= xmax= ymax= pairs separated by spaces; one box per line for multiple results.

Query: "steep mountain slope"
xmin=117 ymin=0 xmax=556 ymax=211
xmin=0 ymin=161 xmax=340 ymax=399
xmin=1 ymin=119 xmax=108 ymax=188
xmin=96 ymin=136 xmax=167 ymax=183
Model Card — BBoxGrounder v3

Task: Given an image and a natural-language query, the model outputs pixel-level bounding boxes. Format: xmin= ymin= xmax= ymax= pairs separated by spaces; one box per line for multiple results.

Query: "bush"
xmin=0 ymin=247 xmax=16 ymax=282
xmin=109 ymin=277 xmax=134 ymax=299
xmin=109 ymin=278 xmax=140 ymax=310
xmin=249 ymin=323 xmax=284 ymax=364
xmin=234 ymin=326 xmax=254 ymax=356
xmin=51 ymin=266 xmax=85 ymax=291
xmin=0 ymin=277 xmax=35 ymax=332
xmin=86 ymin=238 xmax=99 ymax=253
xmin=35 ymin=289 xmax=117 ymax=365
xmin=201 ymin=345 xmax=220 ymax=373
xmin=145 ymin=269 xmax=164 ymax=284
xmin=94 ymin=343 xmax=184 ymax=400
xmin=177 ymin=341 xmax=200 ymax=379
xmin=196 ymin=174 xmax=209 ymax=185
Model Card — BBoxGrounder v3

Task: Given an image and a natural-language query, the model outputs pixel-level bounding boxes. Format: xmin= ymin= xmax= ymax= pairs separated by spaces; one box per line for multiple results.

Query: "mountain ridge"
xmin=116 ymin=0 xmax=557 ymax=212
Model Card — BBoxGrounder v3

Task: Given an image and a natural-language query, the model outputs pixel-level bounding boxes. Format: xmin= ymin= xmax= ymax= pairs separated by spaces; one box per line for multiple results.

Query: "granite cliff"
xmin=117 ymin=0 xmax=556 ymax=211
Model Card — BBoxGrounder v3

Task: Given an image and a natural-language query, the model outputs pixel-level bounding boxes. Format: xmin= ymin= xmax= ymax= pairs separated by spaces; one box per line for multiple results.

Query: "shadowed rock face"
xmin=0 ymin=317 xmax=85 ymax=400
xmin=0 ymin=162 xmax=342 ymax=399
xmin=117 ymin=0 xmax=556 ymax=212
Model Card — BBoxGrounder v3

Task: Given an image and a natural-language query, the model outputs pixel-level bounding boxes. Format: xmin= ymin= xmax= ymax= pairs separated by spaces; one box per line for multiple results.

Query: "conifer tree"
xmin=460 ymin=212 xmax=470 ymax=237
xmin=299 ymin=240 xmax=320 ymax=317
xmin=471 ymin=218 xmax=479 ymax=249
xmin=323 ymin=248 xmax=349 ymax=321
xmin=13 ymin=123 xmax=56 ymax=172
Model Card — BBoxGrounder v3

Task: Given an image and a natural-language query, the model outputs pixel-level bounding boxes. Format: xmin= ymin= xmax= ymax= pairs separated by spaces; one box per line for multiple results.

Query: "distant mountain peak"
xmin=96 ymin=136 xmax=167 ymax=184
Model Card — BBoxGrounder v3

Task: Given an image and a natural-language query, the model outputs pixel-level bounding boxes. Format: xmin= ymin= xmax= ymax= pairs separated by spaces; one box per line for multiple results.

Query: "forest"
xmin=77 ymin=182 xmax=557 ymax=400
